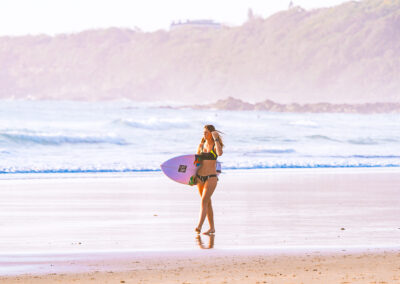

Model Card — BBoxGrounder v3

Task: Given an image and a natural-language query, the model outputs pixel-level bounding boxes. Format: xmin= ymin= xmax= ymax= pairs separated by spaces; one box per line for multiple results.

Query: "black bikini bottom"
xmin=196 ymin=174 xmax=218 ymax=183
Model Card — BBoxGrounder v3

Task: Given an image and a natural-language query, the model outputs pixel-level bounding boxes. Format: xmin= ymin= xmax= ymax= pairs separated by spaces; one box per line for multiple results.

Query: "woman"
xmin=194 ymin=125 xmax=224 ymax=235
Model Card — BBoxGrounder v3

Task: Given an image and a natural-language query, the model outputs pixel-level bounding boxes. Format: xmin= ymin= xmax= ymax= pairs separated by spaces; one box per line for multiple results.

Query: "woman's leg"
xmin=196 ymin=177 xmax=217 ymax=233
xmin=197 ymin=181 xmax=205 ymax=196
xmin=204 ymin=200 xmax=215 ymax=234
xmin=198 ymin=179 xmax=214 ymax=230
xmin=195 ymin=181 xmax=205 ymax=233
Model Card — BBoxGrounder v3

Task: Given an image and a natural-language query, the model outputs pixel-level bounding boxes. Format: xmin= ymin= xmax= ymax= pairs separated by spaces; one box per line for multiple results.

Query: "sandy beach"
xmin=1 ymin=168 xmax=399 ymax=283
xmin=1 ymin=250 xmax=400 ymax=283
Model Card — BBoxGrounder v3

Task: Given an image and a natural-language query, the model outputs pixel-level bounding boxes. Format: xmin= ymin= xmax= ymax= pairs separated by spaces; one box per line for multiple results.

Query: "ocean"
xmin=1 ymin=100 xmax=400 ymax=178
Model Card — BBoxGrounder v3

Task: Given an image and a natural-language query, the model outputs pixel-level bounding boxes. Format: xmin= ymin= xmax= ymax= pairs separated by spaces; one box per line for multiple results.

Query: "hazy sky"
xmin=0 ymin=0 xmax=351 ymax=36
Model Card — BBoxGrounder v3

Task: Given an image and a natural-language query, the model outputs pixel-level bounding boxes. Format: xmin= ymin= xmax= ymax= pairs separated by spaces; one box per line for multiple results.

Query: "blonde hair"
xmin=202 ymin=124 xmax=224 ymax=148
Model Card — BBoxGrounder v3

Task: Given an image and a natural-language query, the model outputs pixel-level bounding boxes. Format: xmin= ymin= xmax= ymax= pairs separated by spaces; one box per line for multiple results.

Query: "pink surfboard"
xmin=160 ymin=154 xmax=222 ymax=185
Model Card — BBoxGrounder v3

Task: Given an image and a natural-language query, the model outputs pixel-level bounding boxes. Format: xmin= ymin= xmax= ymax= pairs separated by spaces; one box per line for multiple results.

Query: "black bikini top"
xmin=200 ymin=143 xmax=218 ymax=160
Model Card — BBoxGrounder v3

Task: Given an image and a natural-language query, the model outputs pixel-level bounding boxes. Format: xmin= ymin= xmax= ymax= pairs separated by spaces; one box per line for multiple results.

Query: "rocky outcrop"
xmin=189 ymin=97 xmax=400 ymax=113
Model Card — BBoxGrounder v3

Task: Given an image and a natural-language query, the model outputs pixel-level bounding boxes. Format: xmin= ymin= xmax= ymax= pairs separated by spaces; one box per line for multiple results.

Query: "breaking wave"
xmin=113 ymin=119 xmax=190 ymax=130
xmin=0 ymin=132 xmax=127 ymax=146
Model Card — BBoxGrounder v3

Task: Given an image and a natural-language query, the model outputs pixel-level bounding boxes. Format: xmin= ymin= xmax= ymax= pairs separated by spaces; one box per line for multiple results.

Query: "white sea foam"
xmin=0 ymin=131 xmax=127 ymax=145
xmin=113 ymin=118 xmax=191 ymax=130
xmin=289 ymin=119 xmax=318 ymax=127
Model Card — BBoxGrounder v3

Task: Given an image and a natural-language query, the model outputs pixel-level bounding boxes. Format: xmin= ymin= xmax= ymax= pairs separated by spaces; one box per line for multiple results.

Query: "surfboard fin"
xmin=189 ymin=175 xmax=197 ymax=186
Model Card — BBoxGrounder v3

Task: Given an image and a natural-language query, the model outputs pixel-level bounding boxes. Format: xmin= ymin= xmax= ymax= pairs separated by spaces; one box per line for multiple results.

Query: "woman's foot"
xmin=203 ymin=228 xmax=215 ymax=235
xmin=195 ymin=227 xmax=201 ymax=234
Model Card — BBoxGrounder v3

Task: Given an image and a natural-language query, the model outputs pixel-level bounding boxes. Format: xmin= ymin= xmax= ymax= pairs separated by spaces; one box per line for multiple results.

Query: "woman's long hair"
xmin=201 ymin=124 xmax=224 ymax=148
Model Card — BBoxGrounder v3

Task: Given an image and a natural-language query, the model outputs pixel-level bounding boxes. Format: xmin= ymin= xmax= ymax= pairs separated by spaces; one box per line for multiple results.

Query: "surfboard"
xmin=160 ymin=154 xmax=221 ymax=185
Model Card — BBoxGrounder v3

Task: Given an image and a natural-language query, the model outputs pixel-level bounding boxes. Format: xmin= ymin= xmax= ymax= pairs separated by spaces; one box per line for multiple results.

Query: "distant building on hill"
xmin=288 ymin=1 xmax=305 ymax=13
xmin=170 ymin=19 xmax=222 ymax=30
xmin=248 ymin=8 xmax=255 ymax=20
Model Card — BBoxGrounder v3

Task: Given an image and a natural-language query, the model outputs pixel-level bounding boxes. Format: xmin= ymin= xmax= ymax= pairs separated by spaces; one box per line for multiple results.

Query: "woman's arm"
xmin=212 ymin=132 xmax=223 ymax=156
xmin=197 ymin=141 xmax=204 ymax=154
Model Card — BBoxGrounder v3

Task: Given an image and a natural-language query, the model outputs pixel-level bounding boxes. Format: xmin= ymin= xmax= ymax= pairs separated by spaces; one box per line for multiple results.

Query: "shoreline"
xmin=2 ymin=166 xmax=400 ymax=181
xmin=2 ymin=242 xmax=400 ymax=258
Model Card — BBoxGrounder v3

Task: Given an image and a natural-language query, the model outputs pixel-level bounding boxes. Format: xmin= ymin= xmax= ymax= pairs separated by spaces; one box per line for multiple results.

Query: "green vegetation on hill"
xmin=0 ymin=0 xmax=399 ymax=103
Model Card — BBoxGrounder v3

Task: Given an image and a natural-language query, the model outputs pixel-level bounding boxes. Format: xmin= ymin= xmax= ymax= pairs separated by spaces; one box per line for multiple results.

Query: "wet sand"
xmin=0 ymin=168 xmax=400 ymax=282
xmin=1 ymin=250 xmax=399 ymax=283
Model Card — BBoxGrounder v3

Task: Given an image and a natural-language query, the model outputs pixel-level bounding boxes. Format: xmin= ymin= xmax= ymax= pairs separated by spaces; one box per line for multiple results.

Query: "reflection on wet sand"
xmin=196 ymin=234 xmax=215 ymax=249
